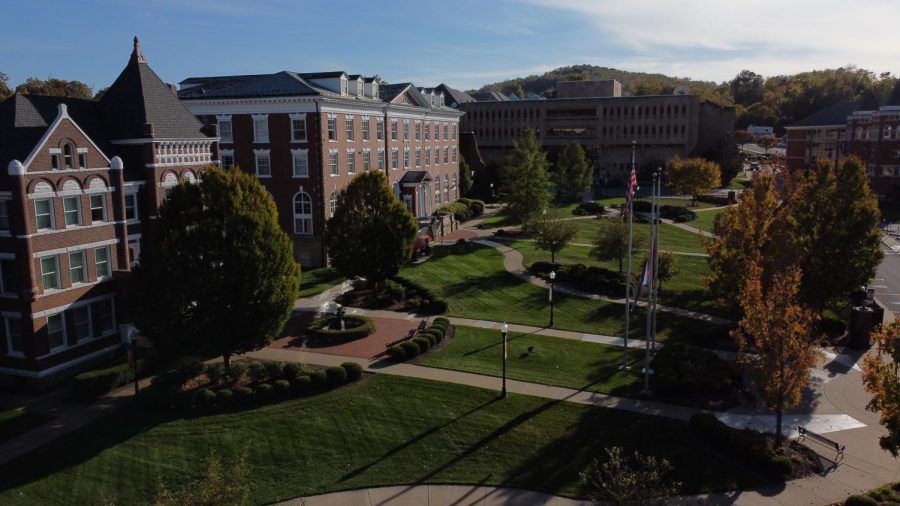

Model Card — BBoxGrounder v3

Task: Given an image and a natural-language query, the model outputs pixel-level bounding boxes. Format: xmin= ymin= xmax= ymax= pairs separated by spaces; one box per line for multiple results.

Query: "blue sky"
xmin=2 ymin=0 xmax=899 ymax=94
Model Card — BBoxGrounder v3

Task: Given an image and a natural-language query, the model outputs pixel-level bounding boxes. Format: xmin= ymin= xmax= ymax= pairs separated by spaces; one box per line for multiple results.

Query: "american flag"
xmin=624 ymin=166 xmax=637 ymax=215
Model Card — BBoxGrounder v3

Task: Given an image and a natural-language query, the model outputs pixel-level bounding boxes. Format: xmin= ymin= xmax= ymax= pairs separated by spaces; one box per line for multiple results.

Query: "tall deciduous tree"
xmin=758 ymin=135 xmax=777 ymax=154
xmin=788 ymin=158 xmax=882 ymax=309
xmin=730 ymin=70 xmax=765 ymax=106
xmin=15 ymin=77 xmax=93 ymax=99
xmin=502 ymin=129 xmax=553 ymax=225
xmin=325 ymin=171 xmax=418 ymax=290
xmin=135 ymin=166 xmax=300 ymax=367
xmin=591 ymin=218 xmax=646 ymax=273
xmin=528 ymin=211 xmax=578 ymax=263
xmin=554 ymin=143 xmax=593 ymax=203
xmin=707 ymin=173 xmax=787 ymax=314
xmin=459 ymin=157 xmax=473 ymax=196
xmin=863 ymin=321 xmax=900 ymax=456
xmin=665 ymin=157 xmax=722 ymax=205
xmin=655 ymin=251 xmax=677 ymax=293
xmin=732 ymin=263 xmax=821 ymax=447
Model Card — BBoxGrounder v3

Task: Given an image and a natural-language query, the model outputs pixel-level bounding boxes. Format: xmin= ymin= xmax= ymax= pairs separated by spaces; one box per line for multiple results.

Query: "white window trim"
xmin=290 ymin=113 xmax=307 ymax=142
xmin=252 ymin=114 xmax=269 ymax=143
xmin=35 ymin=198 xmax=54 ymax=231
xmin=293 ymin=192 xmax=313 ymax=236
xmin=291 ymin=148 xmax=310 ymax=178
xmin=219 ymin=149 xmax=235 ymax=169
xmin=69 ymin=250 xmax=87 ymax=285
xmin=254 ymin=149 xmax=272 ymax=178
xmin=46 ymin=312 xmax=68 ymax=354
xmin=5 ymin=317 xmax=24 ymax=358
xmin=89 ymin=193 xmax=107 ymax=224
xmin=95 ymin=246 xmax=112 ymax=280
xmin=216 ymin=115 xmax=234 ymax=143
xmin=347 ymin=148 xmax=356 ymax=174
xmin=72 ymin=305 xmax=94 ymax=343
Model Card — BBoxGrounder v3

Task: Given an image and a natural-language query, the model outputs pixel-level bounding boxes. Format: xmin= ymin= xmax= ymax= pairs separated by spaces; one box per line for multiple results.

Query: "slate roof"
xmin=100 ymin=37 xmax=209 ymax=140
xmin=471 ymin=90 xmax=510 ymax=102
xmin=434 ymin=84 xmax=474 ymax=107
xmin=399 ymin=170 xmax=432 ymax=184
xmin=179 ymin=71 xmax=321 ymax=99
xmin=379 ymin=83 xmax=413 ymax=103
xmin=787 ymin=101 xmax=860 ymax=128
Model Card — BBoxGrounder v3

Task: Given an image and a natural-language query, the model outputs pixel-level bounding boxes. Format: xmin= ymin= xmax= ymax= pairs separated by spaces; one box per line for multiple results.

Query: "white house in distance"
xmin=747 ymin=125 xmax=774 ymax=136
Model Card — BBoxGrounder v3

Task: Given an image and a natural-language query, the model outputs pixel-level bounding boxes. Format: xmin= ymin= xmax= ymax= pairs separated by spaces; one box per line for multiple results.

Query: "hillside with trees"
xmin=473 ymin=64 xmax=897 ymax=133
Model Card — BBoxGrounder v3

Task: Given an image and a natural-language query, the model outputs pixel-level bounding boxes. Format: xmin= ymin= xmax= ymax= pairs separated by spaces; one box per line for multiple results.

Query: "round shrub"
xmin=264 ymin=360 xmax=283 ymax=380
xmin=291 ymin=375 xmax=311 ymax=395
xmin=401 ymin=341 xmax=420 ymax=358
xmin=326 ymin=366 xmax=348 ymax=386
xmin=234 ymin=386 xmax=255 ymax=405
xmin=273 ymin=379 xmax=291 ymax=396
xmin=383 ymin=279 xmax=405 ymax=302
xmin=341 ymin=362 xmax=363 ymax=382
xmin=845 ymin=495 xmax=878 ymax=506
xmin=306 ymin=315 xmax=375 ymax=343
xmin=433 ymin=316 xmax=450 ymax=326
xmin=246 ymin=361 xmax=268 ymax=383
xmin=413 ymin=336 xmax=431 ymax=352
xmin=283 ymin=363 xmax=302 ymax=380
xmin=196 ymin=388 xmax=216 ymax=408
xmin=256 ymin=383 xmax=274 ymax=401
xmin=216 ymin=389 xmax=233 ymax=405
xmin=310 ymin=370 xmax=328 ymax=390
xmin=387 ymin=345 xmax=406 ymax=361
xmin=469 ymin=200 xmax=485 ymax=216
xmin=427 ymin=326 xmax=445 ymax=339
xmin=769 ymin=456 xmax=793 ymax=480
xmin=418 ymin=331 xmax=437 ymax=346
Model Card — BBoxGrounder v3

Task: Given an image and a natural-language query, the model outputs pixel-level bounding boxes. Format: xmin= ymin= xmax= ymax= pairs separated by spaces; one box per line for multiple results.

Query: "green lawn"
xmin=572 ymin=219 xmax=709 ymax=254
xmin=420 ymin=325 xmax=644 ymax=396
xmin=0 ymin=376 xmax=773 ymax=504
xmin=0 ymin=409 xmax=52 ymax=444
xmin=300 ymin=267 xmax=345 ymax=298
xmin=500 ymin=240 xmax=725 ymax=318
xmin=596 ymin=197 xmax=716 ymax=210
xmin=691 ymin=207 xmax=730 ymax=235
xmin=400 ymin=242 xmax=730 ymax=347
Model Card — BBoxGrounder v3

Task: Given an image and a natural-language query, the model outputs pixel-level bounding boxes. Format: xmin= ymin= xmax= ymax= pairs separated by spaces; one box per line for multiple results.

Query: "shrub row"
xmin=435 ymin=201 xmax=468 ymax=216
xmin=393 ymin=276 xmax=448 ymax=315
xmin=651 ymin=343 xmax=735 ymax=398
xmin=72 ymin=354 xmax=164 ymax=401
xmin=184 ymin=362 xmax=364 ymax=412
xmin=306 ymin=315 xmax=375 ymax=342
xmin=689 ymin=413 xmax=793 ymax=480
xmin=572 ymin=202 xmax=605 ymax=216
xmin=629 ymin=201 xmax=697 ymax=222
xmin=696 ymin=194 xmax=735 ymax=205
xmin=446 ymin=198 xmax=485 ymax=222
xmin=388 ymin=319 xmax=452 ymax=361
xmin=530 ymin=262 xmax=624 ymax=295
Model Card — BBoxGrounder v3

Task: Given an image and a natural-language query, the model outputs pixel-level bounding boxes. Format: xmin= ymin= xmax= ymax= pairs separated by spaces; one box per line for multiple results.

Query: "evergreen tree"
xmin=501 ymin=129 xmax=553 ymax=225
xmin=325 ymin=171 xmax=418 ymax=290
xmin=554 ymin=143 xmax=593 ymax=203
xmin=459 ymin=157 xmax=473 ymax=196
xmin=135 ymin=166 xmax=300 ymax=367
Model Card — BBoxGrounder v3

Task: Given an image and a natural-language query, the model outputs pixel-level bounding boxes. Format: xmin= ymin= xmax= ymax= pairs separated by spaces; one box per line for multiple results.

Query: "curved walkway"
xmin=474 ymin=238 xmax=732 ymax=325
xmin=276 ymin=484 xmax=590 ymax=505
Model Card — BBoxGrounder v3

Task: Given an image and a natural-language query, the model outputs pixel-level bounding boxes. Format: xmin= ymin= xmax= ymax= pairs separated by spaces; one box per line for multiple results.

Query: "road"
xmin=874 ymin=238 xmax=900 ymax=317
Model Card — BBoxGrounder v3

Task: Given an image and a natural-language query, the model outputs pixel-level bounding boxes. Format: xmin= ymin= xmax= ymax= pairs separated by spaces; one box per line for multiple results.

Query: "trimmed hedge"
xmin=651 ymin=343 xmax=735 ymax=398
xmin=393 ymin=276 xmax=449 ymax=315
xmin=310 ymin=370 xmax=328 ymax=390
xmin=291 ymin=375 xmax=311 ymax=394
xmin=71 ymin=357 xmax=156 ymax=401
xmin=234 ymin=386 xmax=255 ymax=404
xmin=326 ymin=366 xmax=348 ymax=386
xmin=387 ymin=345 xmax=406 ymax=360
xmin=256 ymin=383 xmax=274 ymax=400
xmin=273 ymin=379 xmax=291 ymax=396
xmin=283 ymin=363 xmax=302 ymax=380
xmin=530 ymin=262 xmax=624 ymax=295
xmin=401 ymin=341 xmax=420 ymax=358
xmin=216 ymin=389 xmax=233 ymax=405
xmin=306 ymin=315 xmax=375 ymax=343
xmin=341 ymin=362 xmax=364 ymax=381
xmin=196 ymin=388 xmax=216 ymax=408
xmin=845 ymin=495 xmax=878 ymax=506
xmin=413 ymin=336 xmax=431 ymax=352
xmin=434 ymin=317 xmax=450 ymax=326
xmin=572 ymin=202 xmax=605 ymax=216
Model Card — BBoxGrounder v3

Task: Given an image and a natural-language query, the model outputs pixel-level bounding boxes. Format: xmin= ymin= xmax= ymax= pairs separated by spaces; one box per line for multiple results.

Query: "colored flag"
xmin=624 ymin=166 xmax=637 ymax=216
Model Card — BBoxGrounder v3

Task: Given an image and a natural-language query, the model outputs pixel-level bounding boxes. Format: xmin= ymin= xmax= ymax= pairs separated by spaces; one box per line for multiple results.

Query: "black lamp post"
xmin=500 ymin=321 xmax=509 ymax=398
xmin=548 ymin=271 xmax=555 ymax=328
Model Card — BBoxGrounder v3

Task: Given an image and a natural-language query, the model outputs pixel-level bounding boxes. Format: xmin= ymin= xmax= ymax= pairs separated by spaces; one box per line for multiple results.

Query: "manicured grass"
xmin=400 ymin=242 xmax=730 ymax=347
xmin=596 ymin=197 xmax=716 ymax=210
xmin=0 ymin=409 xmax=52 ymax=444
xmin=572 ymin=219 xmax=709 ymax=254
xmin=500 ymin=240 xmax=725 ymax=317
xmin=0 ymin=375 xmax=772 ymax=504
xmin=691 ymin=207 xmax=730 ymax=235
xmin=420 ymin=325 xmax=644 ymax=396
xmin=300 ymin=267 xmax=345 ymax=298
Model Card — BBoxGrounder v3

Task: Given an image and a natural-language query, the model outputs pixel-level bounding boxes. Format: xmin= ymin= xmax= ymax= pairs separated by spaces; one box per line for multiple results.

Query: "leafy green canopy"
xmin=135 ymin=166 xmax=300 ymax=363
xmin=502 ymin=129 xmax=553 ymax=225
xmin=325 ymin=171 xmax=418 ymax=287
xmin=554 ymin=143 xmax=593 ymax=203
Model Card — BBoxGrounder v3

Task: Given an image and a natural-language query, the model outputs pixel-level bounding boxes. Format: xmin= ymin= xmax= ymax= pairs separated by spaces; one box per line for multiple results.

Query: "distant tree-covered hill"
xmin=472 ymin=64 xmax=897 ymax=133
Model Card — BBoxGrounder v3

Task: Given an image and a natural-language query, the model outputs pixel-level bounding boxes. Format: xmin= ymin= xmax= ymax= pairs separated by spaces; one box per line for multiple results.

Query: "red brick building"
xmin=178 ymin=73 xmax=463 ymax=267
xmin=784 ymin=101 xmax=860 ymax=172
xmin=0 ymin=38 xmax=216 ymax=387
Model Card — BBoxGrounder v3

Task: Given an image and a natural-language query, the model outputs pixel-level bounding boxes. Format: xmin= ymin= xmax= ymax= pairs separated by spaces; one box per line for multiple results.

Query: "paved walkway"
xmin=277 ymin=485 xmax=590 ymax=505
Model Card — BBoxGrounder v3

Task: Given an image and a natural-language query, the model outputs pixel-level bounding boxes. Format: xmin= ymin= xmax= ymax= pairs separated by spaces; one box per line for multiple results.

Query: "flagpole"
xmin=621 ymin=141 xmax=636 ymax=370
xmin=642 ymin=168 xmax=659 ymax=395
xmin=651 ymin=168 xmax=661 ymax=353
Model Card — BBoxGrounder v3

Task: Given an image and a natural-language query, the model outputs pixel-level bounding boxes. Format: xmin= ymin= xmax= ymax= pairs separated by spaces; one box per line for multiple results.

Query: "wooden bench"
xmin=386 ymin=319 xmax=428 ymax=348
xmin=798 ymin=426 xmax=845 ymax=456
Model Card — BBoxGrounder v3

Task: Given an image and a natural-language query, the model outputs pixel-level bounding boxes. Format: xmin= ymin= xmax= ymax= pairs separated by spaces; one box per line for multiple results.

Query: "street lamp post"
xmin=548 ymin=271 xmax=556 ymax=328
xmin=500 ymin=321 xmax=509 ymax=398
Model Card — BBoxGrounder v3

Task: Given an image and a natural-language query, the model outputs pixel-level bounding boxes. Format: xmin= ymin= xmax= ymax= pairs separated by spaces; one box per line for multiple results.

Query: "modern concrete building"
xmin=179 ymin=72 xmax=463 ymax=267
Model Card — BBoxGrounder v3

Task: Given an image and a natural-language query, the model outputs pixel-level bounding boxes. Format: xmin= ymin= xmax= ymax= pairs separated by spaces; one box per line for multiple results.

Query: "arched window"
xmin=445 ymin=174 xmax=450 ymax=201
xmin=162 ymin=172 xmax=178 ymax=199
xmin=183 ymin=171 xmax=197 ymax=184
xmin=330 ymin=189 xmax=337 ymax=217
xmin=452 ymin=174 xmax=458 ymax=199
xmin=435 ymin=177 xmax=442 ymax=205
xmin=293 ymin=192 xmax=312 ymax=235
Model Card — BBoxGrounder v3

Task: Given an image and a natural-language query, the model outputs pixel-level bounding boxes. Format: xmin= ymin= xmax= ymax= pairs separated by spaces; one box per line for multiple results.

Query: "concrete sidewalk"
xmin=277 ymin=484 xmax=590 ymax=506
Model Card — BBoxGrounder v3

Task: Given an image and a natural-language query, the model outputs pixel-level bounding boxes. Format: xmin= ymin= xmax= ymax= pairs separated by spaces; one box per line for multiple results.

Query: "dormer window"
xmin=372 ymin=82 xmax=378 ymax=97
xmin=63 ymin=144 xmax=74 ymax=170
xmin=341 ymin=78 xmax=348 ymax=96
xmin=357 ymin=80 xmax=363 ymax=98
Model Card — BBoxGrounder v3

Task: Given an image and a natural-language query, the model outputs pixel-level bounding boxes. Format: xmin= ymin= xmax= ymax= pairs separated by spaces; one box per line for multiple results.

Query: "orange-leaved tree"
xmin=863 ymin=321 xmax=900 ymax=456
xmin=732 ymin=262 xmax=822 ymax=447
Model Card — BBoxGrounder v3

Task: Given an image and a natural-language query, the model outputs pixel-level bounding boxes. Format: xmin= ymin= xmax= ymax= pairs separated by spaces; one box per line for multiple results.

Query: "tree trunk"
xmin=551 ymin=250 xmax=556 ymax=264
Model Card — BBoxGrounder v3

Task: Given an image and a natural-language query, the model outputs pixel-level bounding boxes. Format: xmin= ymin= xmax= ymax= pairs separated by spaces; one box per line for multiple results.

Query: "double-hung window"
xmin=377 ymin=149 xmax=385 ymax=170
xmin=89 ymin=194 xmax=106 ymax=223
xmin=345 ymin=115 xmax=354 ymax=141
xmin=292 ymin=149 xmax=309 ymax=178
xmin=291 ymin=115 xmax=307 ymax=142
xmin=5 ymin=317 xmax=22 ymax=356
xmin=41 ymin=256 xmax=59 ymax=290
xmin=293 ymin=193 xmax=313 ymax=235
xmin=415 ymin=121 xmax=421 ymax=140
xmin=124 ymin=194 xmax=138 ymax=222
xmin=391 ymin=148 xmax=399 ymax=170
xmin=329 ymin=149 xmax=339 ymax=175
xmin=72 ymin=306 xmax=92 ymax=341
xmin=220 ymin=149 xmax=234 ymax=169
xmin=415 ymin=147 xmax=421 ymax=167
xmin=47 ymin=313 xmax=66 ymax=351
xmin=252 ymin=115 xmax=269 ymax=143
xmin=377 ymin=119 xmax=384 ymax=140
xmin=95 ymin=246 xmax=111 ymax=278
xmin=391 ymin=119 xmax=398 ymax=140
xmin=63 ymin=197 xmax=81 ymax=226
xmin=347 ymin=149 xmax=356 ymax=174
xmin=327 ymin=114 xmax=337 ymax=141
xmin=403 ymin=147 xmax=410 ymax=170
xmin=425 ymin=147 xmax=431 ymax=166
xmin=0 ymin=259 xmax=15 ymax=294
xmin=403 ymin=120 xmax=409 ymax=141
xmin=0 ymin=200 xmax=9 ymax=231
xmin=78 ymin=150 xmax=88 ymax=169
xmin=255 ymin=150 xmax=271 ymax=178
xmin=217 ymin=116 xmax=233 ymax=143
xmin=35 ymin=199 xmax=53 ymax=230
xmin=425 ymin=123 xmax=431 ymax=140
xmin=362 ymin=117 xmax=370 ymax=141
xmin=363 ymin=149 xmax=371 ymax=171
xmin=69 ymin=251 xmax=86 ymax=284
xmin=96 ymin=299 xmax=115 ymax=335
